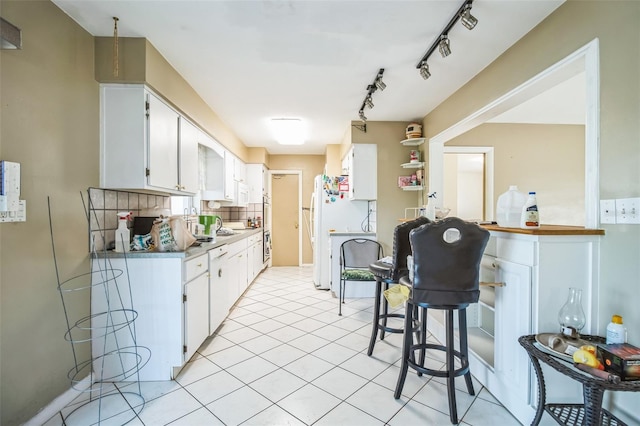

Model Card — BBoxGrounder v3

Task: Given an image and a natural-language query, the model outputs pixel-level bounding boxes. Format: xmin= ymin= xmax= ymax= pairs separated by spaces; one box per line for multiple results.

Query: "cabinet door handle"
xmin=197 ymin=263 xmax=203 ymax=267
xmin=218 ymin=268 xmax=222 ymax=278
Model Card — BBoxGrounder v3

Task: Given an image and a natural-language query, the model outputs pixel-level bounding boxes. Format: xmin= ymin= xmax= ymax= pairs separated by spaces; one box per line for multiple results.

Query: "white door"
xmin=494 ymin=258 xmax=532 ymax=403
xmin=147 ymin=93 xmax=179 ymax=191
xmin=178 ymin=118 xmax=200 ymax=193
xmin=184 ymin=273 xmax=209 ymax=362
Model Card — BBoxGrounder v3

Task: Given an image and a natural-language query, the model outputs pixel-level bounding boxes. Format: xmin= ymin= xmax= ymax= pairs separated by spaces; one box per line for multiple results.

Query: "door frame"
xmin=269 ymin=169 xmax=303 ymax=266
xmin=443 ymin=146 xmax=495 ymax=221
xmin=429 ymin=38 xmax=599 ymax=228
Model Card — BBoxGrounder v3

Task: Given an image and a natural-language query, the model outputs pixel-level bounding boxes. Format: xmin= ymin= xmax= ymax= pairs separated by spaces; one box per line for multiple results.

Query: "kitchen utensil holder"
xmin=48 ymin=193 xmax=150 ymax=425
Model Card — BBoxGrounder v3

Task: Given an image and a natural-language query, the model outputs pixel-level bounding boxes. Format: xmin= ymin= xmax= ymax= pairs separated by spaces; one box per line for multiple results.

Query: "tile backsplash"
xmin=88 ymin=187 xmax=169 ymax=251
xmin=199 ymin=201 xmax=263 ymax=225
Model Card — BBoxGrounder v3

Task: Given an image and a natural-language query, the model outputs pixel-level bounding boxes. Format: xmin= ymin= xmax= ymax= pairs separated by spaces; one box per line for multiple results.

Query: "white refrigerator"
xmin=311 ymin=175 xmax=372 ymax=289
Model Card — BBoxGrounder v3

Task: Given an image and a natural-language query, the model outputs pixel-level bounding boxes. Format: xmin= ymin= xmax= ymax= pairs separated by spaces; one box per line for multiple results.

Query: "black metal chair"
xmin=368 ymin=216 xmax=430 ymax=355
xmin=338 ymin=238 xmax=383 ymax=316
xmin=394 ymin=217 xmax=489 ymax=424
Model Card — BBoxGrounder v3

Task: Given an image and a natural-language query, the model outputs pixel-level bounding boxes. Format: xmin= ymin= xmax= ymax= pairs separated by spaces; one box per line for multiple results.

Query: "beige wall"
xmin=351 ymin=121 xmax=421 ymax=254
xmin=0 ymin=1 xmax=99 ymax=424
xmin=423 ymin=2 xmax=639 ymax=421
xmin=269 ymin=155 xmax=325 ymax=264
xmin=447 ymin=123 xmax=585 ymax=225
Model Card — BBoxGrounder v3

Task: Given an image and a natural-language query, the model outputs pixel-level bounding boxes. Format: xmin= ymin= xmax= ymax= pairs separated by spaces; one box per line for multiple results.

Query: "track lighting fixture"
xmin=355 ymin=68 xmax=384 ymax=129
xmin=415 ymin=0 xmax=477 ymax=79
xmin=438 ymin=35 xmax=451 ymax=58
xmin=460 ymin=4 xmax=478 ymax=30
xmin=419 ymin=61 xmax=431 ymax=80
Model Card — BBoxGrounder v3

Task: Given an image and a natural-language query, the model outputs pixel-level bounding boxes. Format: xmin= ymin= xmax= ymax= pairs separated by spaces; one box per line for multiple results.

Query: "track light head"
xmin=365 ymin=96 xmax=374 ymax=109
xmin=460 ymin=4 xmax=478 ymax=30
xmin=438 ymin=34 xmax=451 ymax=58
xmin=359 ymin=110 xmax=367 ymax=121
xmin=375 ymin=77 xmax=386 ymax=91
xmin=419 ymin=61 xmax=431 ymax=80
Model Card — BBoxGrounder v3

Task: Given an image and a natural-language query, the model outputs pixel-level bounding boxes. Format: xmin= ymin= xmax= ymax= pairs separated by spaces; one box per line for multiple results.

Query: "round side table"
xmin=519 ymin=334 xmax=640 ymax=426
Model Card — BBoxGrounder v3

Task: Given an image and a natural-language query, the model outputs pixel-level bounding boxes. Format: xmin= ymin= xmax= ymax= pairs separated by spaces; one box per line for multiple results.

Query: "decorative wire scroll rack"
xmin=48 ymin=193 xmax=151 ymax=425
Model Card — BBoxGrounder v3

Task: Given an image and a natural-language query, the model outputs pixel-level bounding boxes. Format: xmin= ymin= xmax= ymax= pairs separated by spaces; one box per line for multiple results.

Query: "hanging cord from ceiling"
xmin=113 ymin=17 xmax=119 ymax=77
xmin=416 ymin=0 xmax=478 ymax=81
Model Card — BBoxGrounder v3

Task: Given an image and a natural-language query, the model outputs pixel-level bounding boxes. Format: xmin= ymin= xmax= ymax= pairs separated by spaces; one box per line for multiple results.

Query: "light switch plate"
xmin=600 ymin=199 xmax=616 ymax=224
xmin=616 ymin=197 xmax=640 ymax=224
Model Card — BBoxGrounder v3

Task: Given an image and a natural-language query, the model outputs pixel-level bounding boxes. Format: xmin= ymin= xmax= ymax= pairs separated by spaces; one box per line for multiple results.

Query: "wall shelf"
xmin=400 ymin=138 xmax=425 ymax=146
xmin=401 ymin=185 xmax=424 ymax=191
xmin=401 ymin=162 xmax=425 ymax=169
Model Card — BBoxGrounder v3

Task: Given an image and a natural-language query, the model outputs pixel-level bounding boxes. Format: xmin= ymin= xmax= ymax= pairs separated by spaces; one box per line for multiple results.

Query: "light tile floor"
xmin=43 ymin=266 xmax=521 ymax=425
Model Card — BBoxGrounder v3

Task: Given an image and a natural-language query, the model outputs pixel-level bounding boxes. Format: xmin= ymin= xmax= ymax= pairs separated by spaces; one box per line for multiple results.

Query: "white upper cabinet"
xmin=246 ymin=164 xmax=267 ymax=204
xmin=345 ymin=144 xmax=377 ymax=200
xmin=177 ymin=118 xmax=200 ymax=194
xmin=100 ymin=84 xmax=197 ymax=195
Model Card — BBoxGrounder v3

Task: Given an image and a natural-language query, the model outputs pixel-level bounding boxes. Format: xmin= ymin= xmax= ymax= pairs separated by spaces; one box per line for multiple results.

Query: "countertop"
xmin=98 ymin=228 xmax=264 ymax=260
xmin=481 ymin=224 xmax=604 ymax=236
xmin=328 ymin=231 xmax=376 ymax=236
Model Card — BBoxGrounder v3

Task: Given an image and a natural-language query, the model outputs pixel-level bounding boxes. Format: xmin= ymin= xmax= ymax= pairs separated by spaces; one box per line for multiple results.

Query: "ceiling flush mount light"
xmin=419 ymin=61 xmax=431 ymax=80
xmin=270 ymin=118 xmax=305 ymax=145
xmin=460 ymin=4 xmax=478 ymax=30
xmin=415 ymin=0 xmax=477 ymax=79
xmin=438 ymin=35 xmax=451 ymax=58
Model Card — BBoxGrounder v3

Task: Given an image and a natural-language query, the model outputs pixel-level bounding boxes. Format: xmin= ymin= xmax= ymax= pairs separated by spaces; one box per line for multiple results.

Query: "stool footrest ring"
xmin=376 ymin=313 xmax=420 ymax=335
xmin=407 ymin=343 xmax=470 ymax=378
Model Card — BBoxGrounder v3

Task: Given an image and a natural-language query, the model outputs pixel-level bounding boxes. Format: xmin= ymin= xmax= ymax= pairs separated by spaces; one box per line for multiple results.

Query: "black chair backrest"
xmin=409 ymin=217 xmax=490 ymax=306
xmin=390 ymin=216 xmax=431 ymax=281
xmin=341 ymin=239 xmax=383 ymax=269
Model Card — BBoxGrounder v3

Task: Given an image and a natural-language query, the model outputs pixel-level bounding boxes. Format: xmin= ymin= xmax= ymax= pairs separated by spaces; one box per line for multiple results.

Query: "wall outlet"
xmin=616 ymin=197 xmax=640 ymax=224
xmin=600 ymin=199 xmax=616 ymax=224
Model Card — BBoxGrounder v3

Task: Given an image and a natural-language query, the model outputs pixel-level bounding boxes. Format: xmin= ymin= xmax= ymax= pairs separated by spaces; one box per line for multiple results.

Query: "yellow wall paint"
xmin=1 ymin=1 xmax=99 ymax=424
xmin=447 ymin=123 xmax=585 ymax=225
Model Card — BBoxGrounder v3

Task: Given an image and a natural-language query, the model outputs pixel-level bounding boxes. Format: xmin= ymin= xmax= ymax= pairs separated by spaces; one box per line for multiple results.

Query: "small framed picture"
xmin=398 ymin=176 xmax=412 ymax=187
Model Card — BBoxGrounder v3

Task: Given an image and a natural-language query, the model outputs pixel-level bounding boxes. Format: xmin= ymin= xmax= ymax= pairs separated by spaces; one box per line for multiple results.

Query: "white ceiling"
xmin=51 ymin=0 xmax=564 ymax=155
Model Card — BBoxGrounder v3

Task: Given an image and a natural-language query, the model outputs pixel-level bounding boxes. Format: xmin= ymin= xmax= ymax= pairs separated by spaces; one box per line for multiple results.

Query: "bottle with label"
xmin=520 ymin=192 xmax=540 ymax=229
xmin=606 ymin=314 xmax=627 ymax=344
xmin=496 ymin=185 xmax=527 ymax=228
xmin=114 ymin=211 xmax=131 ymax=252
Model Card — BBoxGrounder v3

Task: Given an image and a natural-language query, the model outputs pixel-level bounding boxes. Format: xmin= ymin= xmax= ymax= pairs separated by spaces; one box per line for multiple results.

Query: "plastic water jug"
xmin=496 ymin=185 xmax=526 ymax=228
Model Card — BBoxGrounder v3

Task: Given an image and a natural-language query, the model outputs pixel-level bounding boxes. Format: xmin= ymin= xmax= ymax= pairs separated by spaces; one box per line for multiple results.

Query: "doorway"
xmin=271 ymin=171 xmax=302 ymax=266
xmin=443 ymin=146 xmax=494 ymax=222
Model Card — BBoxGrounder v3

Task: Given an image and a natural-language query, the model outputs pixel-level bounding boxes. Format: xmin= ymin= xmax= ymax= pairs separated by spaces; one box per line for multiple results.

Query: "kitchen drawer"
xmin=227 ymin=239 xmax=247 ymax=257
xmin=184 ymin=253 xmax=208 ymax=282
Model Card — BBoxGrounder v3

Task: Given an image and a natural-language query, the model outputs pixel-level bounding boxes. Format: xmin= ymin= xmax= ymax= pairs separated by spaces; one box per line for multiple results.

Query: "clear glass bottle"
xmin=558 ymin=287 xmax=586 ymax=335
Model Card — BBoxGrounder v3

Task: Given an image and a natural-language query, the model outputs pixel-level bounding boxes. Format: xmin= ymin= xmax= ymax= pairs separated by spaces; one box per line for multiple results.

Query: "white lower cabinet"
xmin=90 ymin=231 xmax=265 ymax=381
xmin=183 ymin=254 xmax=209 ymax=363
xmin=209 ymin=245 xmax=230 ymax=334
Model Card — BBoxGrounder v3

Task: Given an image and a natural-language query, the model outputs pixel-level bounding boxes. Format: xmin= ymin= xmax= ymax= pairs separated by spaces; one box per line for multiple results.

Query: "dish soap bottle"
xmin=114 ymin=211 xmax=131 ymax=252
xmin=606 ymin=314 xmax=627 ymax=344
xmin=520 ymin=192 xmax=540 ymax=229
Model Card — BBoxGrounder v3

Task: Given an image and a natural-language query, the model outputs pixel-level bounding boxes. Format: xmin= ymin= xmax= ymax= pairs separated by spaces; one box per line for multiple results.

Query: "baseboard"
xmin=24 ymin=374 xmax=92 ymax=426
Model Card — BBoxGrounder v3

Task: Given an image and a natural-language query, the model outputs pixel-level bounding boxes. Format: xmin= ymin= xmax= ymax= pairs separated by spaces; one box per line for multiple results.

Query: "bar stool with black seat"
xmin=394 ymin=217 xmax=489 ymax=424
xmin=368 ymin=216 xmax=430 ymax=356
xmin=338 ymin=238 xmax=383 ymax=316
